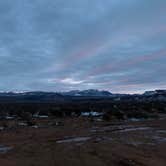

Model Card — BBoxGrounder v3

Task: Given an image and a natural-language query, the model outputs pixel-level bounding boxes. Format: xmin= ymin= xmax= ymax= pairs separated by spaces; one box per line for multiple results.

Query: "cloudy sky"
xmin=0 ymin=0 xmax=166 ymax=93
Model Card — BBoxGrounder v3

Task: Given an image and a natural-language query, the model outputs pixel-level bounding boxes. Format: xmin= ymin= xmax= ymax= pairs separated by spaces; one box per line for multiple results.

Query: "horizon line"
xmin=0 ymin=88 xmax=165 ymax=95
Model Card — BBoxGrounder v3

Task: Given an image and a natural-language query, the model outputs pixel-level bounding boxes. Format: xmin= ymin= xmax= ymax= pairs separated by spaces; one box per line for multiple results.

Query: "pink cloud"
xmin=89 ymin=49 xmax=166 ymax=76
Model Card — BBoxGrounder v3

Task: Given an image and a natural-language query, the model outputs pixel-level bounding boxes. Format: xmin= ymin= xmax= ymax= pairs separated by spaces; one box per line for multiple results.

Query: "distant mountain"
xmin=0 ymin=91 xmax=64 ymax=102
xmin=143 ymin=90 xmax=166 ymax=96
xmin=0 ymin=89 xmax=165 ymax=102
xmin=61 ymin=89 xmax=112 ymax=97
xmin=142 ymin=90 xmax=166 ymax=101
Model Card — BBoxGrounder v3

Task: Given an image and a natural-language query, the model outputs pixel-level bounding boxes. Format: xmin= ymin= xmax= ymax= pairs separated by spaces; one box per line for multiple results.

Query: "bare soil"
xmin=0 ymin=117 xmax=166 ymax=166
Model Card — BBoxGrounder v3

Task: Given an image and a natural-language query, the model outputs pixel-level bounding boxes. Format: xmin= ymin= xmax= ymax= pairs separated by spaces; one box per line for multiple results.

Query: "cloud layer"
xmin=0 ymin=0 xmax=166 ymax=93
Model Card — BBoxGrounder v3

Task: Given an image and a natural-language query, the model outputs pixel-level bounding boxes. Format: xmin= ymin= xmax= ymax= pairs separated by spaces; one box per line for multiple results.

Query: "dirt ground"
xmin=0 ymin=116 xmax=166 ymax=166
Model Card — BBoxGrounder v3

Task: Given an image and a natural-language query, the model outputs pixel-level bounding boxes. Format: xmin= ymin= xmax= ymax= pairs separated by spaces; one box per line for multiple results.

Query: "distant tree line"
xmin=0 ymin=99 xmax=165 ymax=120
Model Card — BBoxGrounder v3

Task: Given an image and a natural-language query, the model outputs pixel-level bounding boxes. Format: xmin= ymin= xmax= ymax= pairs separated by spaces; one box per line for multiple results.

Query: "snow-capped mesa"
xmin=61 ymin=89 xmax=112 ymax=97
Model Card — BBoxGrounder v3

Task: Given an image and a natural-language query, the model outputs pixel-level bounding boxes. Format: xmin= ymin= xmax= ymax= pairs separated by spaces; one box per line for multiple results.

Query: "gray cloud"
xmin=0 ymin=0 xmax=166 ymax=93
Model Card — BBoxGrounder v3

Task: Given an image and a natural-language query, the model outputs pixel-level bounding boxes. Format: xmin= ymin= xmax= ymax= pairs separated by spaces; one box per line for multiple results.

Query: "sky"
xmin=0 ymin=0 xmax=166 ymax=93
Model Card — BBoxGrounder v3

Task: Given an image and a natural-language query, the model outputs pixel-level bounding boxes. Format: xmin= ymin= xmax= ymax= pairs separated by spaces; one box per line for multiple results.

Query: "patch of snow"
xmin=56 ymin=136 xmax=91 ymax=143
xmin=18 ymin=122 xmax=27 ymax=126
xmin=81 ymin=112 xmax=103 ymax=117
xmin=33 ymin=113 xmax=48 ymax=118
xmin=0 ymin=145 xmax=12 ymax=154
xmin=32 ymin=125 xmax=38 ymax=129
xmin=118 ymin=127 xmax=151 ymax=132
xmin=5 ymin=116 xmax=14 ymax=120
xmin=0 ymin=127 xmax=4 ymax=130
xmin=157 ymin=130 xmax=166 ymax=134
xmin=129 ymin=118 xmax=143 ymax=122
